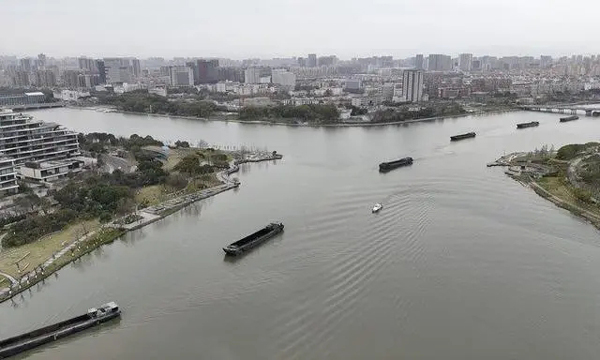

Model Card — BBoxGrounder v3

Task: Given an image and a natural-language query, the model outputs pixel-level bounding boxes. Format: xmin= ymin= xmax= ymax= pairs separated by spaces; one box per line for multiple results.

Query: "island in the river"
xmin=489 ymin=142 xmax=600 ymax=229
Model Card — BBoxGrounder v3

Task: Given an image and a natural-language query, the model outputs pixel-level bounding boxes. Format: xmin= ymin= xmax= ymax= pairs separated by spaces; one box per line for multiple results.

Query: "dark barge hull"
xmin=379 ymin=157 xmax=413 ymax=173
xmin=450 ymin=132 xmax=476 ymax=141
xmin=560 ymin=115 xmax=579 ymax=122
xmin=0 ymin=303 xmax=120 ymax=358
xmin=516 ymin=121 xmax=539 ymax=129
xmin=223 ymin=223 xmax=284 ymax=256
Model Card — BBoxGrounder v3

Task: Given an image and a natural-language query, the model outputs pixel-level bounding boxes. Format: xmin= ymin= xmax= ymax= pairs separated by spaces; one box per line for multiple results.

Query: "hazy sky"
xmin=3 ymin=0 xmax=599 ymax=59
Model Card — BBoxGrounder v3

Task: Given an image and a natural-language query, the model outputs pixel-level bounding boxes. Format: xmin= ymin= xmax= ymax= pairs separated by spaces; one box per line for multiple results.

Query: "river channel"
xmin=2 ymin=108 xmax=600 ymax=359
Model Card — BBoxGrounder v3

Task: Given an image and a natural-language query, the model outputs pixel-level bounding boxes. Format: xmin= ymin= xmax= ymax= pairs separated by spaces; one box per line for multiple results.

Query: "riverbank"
xmin=69 ymin=105 xmax=516 ymax=128
xmin=0 ymin=153 xmax=282 ymax=303
xmin=491 ymin=149 xmax=600 ymax=231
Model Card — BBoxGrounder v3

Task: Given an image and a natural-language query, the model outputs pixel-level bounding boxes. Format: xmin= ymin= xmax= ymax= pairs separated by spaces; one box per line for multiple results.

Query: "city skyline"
xmin=4 ymin=0 xmax=600 ymax=59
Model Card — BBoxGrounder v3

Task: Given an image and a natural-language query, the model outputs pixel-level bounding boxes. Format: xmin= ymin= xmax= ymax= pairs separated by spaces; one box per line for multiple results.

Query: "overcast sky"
xmin=3 ymin=0 xmax=599 ymax=59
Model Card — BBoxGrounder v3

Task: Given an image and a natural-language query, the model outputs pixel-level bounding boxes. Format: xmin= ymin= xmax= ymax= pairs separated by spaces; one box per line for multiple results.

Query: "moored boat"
xmin=560 ymin=115 xmax=579 ymax=122
xmin=0 ymin=302 xmax=121 ymax=358
xmin=379 ymin=157 xmax=413 ymax=173
xmin=372 ymin=203 xmax=383 ymax=213
xmin=450 ymin=132 xmax=476 ymax=141
xmin=223 ymin=223 xmax=284 ymax=256
xmin=516 ymin=121 xmax=539 ymax=129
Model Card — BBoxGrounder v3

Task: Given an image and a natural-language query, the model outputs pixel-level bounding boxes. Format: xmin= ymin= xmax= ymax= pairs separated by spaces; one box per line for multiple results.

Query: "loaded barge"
xmin=450 ymin=132 xmax=476 ymax=141
xmin=516 ymin=121 xmax=539 ymax=129
xmin=379 ymin=157 xmax=413 ymax=173
xmin=223 ymin=223 xmax=284 ymax=256
xmin=0 ymin=302 xmax=120 ymax=358
xmin=560 ymin=115 xmax=579 ymax=122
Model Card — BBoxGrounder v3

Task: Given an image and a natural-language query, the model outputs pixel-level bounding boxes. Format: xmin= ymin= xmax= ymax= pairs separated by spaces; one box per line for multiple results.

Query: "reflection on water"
xmin=1 ymin=108 xmax=600 ymax=360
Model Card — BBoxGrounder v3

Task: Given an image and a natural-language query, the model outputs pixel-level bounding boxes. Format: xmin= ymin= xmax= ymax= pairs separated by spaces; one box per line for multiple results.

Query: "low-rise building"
xmin=18 ymin=159 xmax=84 ymax=183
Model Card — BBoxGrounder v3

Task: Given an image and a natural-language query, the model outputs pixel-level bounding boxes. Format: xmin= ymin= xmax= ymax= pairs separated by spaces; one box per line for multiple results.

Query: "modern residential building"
xmin=131 ymin=58 xmax=141 ymax=77
xmin=0 ymin=109 xmax=80 ymax=165
xmin=33 ymin=70 xmax=57 ymax=87
xmin=415 ymin=54 xmax=424 ymax=70
xmin=402 ymin=70 xmax=424 ymax=102
xmin=18 ymin=159 xmax=83 ymax=183
xmin=345 ymin=79 xmax=362 ymax=92
xmin=459 ymin=53 xmax=473 ymax=72
xmin=0 ymin=156 xmax=18 ymax=195
xmin=168 ymin=66 xmax=194 ymax=86
xmin=308 ymin=54 xmax=317 ymax=67
xmin=0 ymin=92 xmax=46 ymax=107
xmin=78 ymin=57 xmax=96 ymax=72
xmin=10 ymin=71 xmax=30 ymax=87
xmin=95 ymin=59 xmax=106 ymax=84
xmin=19 ymin=58 xmax=32 ymax=72
xmin=271 ymin=69 xmax=297 ymax=88
xmin=428 ymin=54 xmax=453 ymax=71
xmin=61 ymin=70 xmax=81 ymax=88
xmin=244 ymin=68 xmax=261 ymax=84
xmin=197 ymin=59 xmax=219 ymax=84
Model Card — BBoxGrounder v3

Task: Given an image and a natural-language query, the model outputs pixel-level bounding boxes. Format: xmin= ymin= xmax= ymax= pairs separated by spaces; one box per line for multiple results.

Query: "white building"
xmin=0 ymin=109 xmax=80 ymax=165
xmin=244 ymin=68 xmax=261 ymax=84
xmin=271 ymin=69 xmax=296 ymax=89
xmin=0 ymin=157 xmax=18 ymax=195
xmin=402 ymin=70 xmax=424 ymax=102
xmin=53 ymin=90 xmax=91 ymax=101
xmin=18 ymin=159 xmax=84 ymax=183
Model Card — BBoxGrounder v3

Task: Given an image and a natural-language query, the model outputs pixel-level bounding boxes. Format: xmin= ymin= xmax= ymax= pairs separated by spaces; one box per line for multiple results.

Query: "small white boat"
xmin=372 ymin=203 xmax=383 ymax=213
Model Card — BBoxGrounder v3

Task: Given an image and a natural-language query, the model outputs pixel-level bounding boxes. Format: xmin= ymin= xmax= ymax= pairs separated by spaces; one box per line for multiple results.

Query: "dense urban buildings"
xmin=428 ymin=54 xmax=453 ymax=71
xmin=307 ymin=54 xmax=317 ymax=68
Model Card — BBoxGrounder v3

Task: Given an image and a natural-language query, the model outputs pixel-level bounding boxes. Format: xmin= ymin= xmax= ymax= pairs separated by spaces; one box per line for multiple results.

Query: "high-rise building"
xmin=62 ymin=70 xmax=81 ymax=88
xmin=11 ymin=71 xmax=30 ymax=87
xmin=95 ymin=60 xmax=106 ymax=84
xmin=217 ymin=67 xmax=244 ymax=82
xmin=78 ymin=57 xmax=96 ymax=72
xmin=104 ymin=58 xmax=132 ymax=84
xmin=415 ymin=54 xmax=424 ymax=70
xmin=33 ymin=70 xmax=57 ymax=87
xmin=402 ymin=70 xmax=424 ymax=102
xmin=19 ymin=58 xmax=32 ymax=72
xmin=540 ymin=55 xmax=553 ymax=68
xmin=271 ymin=69 xmax=296 ymax=88
xmin=168 ymin=66 xmax=194 ymax=86
xmin=318 ymin=55 xmax=337 ymax=67
xmin=297 ymin=57 xmax=306 ymax=67
xmin=196 ymin=59 xmax=219 ymax=84
xmin=131 ymin=58 xmax=141 ymax=77
xmin=244 ymin=68 xmax=261 ymax=84
xmin=427 ymin=54 xmax=452 ymax=71
xmin=308 ymin=54 xmax=317 ymax=67
xmin=37 ymin=54 xmax=47 ymax=69
xmin=458 ymin=53 xmax=473 ymax=72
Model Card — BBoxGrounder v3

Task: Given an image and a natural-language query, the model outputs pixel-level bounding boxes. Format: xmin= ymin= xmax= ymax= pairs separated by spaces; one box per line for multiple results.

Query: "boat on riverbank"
xmin=0 ymin=302 xmax=120 ymax=358
xmin=560 ymin=115 xmax=579 ymax=122
xmin=450 ymin=132 xmax=476 ymax=141
xmin=516 ymin=121 xmax=539 ymax=129
xmin=379 ymin=157 xmax=413 ymax=172
xmin=223 ymin=223 xmax=284 ymax=256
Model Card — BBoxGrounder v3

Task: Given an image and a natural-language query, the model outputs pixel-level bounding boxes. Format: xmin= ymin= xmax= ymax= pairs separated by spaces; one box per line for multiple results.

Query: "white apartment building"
xmin=244 ymin=68 xmax=261 ymax=84
xmin=0 ymin=156 xmax=18 ymax=195
xmin=402 ymin=70 xmax=424 ymax=102
xmin=0 ymin=110 xmax=80 ymax=184
xmin=168 ymin=66 xmax=194 ymax=86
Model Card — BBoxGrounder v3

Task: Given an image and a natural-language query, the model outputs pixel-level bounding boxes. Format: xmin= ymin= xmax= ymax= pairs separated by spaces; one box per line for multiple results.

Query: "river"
xmin=2 ymin=108 xmax=600 ymax=360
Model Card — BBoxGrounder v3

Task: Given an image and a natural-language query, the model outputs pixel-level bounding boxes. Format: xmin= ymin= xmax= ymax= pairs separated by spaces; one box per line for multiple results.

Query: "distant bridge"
xmin=520 ymin=104 xmax=600 ymax=117
xmin=2 ymin=102 xmax=66 ymax=111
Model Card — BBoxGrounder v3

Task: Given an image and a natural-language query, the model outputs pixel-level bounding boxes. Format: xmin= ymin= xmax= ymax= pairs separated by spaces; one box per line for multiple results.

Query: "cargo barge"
xmin=450 ymin=132 xmax=476 ymax=141
xmin=560 ymin=115 xmax=579 ymax=122
xmin=223 ymin=223 xmax=284 ymax=256
xmin=516 ymin=121 xmax=539 ymax=129
xmin=379 ymin=157 xmax=413 ymax=173
xmin=0 ymin=302 xmax=120 ymax=358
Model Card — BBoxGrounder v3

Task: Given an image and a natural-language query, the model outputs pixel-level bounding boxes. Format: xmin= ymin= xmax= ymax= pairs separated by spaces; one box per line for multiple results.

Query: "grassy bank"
xmin=0 ymin=220 xmax=100 ymax=279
